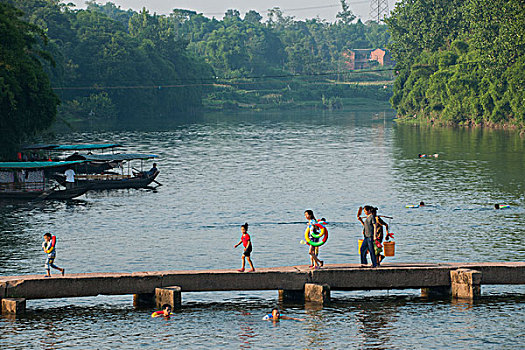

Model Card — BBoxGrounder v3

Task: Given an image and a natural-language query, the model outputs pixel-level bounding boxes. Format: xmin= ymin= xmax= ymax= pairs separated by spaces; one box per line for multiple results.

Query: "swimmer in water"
xmin=494 ymin=204 xmax=510 ymax=209
xmin=262 ymin=308 xmax=304 ymax=322
xmin=151 ymin=304 xmax=172 ymax=318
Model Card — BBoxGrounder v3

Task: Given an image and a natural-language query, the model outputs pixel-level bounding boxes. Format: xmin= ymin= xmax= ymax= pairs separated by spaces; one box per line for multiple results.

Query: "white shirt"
xmin=65 ymin=169 xmax=75 ymax=182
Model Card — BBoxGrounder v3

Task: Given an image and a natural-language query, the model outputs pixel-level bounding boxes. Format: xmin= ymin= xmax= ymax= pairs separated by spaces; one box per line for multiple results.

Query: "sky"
xmin=68 ymin=0 xmax=401 ymax=22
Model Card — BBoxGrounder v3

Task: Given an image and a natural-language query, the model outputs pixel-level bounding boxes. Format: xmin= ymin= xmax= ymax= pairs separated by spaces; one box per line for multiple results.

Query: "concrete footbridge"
xmin=1 ymin=262 xmax=524 ymax=314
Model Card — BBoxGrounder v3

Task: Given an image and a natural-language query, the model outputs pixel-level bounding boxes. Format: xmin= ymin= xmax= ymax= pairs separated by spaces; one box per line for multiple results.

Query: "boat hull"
xmin=0 ymin=186 xmax=90 ymax=200
xmin=54 ymin=172 xmax=158 ymax=190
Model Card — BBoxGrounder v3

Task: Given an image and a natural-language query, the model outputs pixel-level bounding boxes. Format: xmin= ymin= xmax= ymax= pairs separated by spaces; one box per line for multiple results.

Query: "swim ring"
xmin=151 ymin=310 xmax=171 ymax=318
xmin=405 ymin=204 xmax=419 ymax=208
xmin=304 ymin=222 xmax=328 ymax=247
xmin=43 ymin=235 xmax=56 ymax=254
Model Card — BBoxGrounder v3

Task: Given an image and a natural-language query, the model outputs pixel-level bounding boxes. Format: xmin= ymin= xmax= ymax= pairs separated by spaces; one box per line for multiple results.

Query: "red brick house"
xmin=343 ymin=48 xmax=393 ymax=70
xmin=370 ymin=48 xmax=393 ymax=66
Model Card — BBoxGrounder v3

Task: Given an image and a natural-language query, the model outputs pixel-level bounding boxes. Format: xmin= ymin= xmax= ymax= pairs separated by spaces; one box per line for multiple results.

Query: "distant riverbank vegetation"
xmin=5 ymin=0 xmax=391 ymax=115
xmin=387 ymin=0 xmax=525 ymax=129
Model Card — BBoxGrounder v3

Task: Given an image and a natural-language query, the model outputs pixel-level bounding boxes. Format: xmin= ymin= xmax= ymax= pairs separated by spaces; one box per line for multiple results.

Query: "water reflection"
xmin=1 ymin=109 xmax=524 ymax=349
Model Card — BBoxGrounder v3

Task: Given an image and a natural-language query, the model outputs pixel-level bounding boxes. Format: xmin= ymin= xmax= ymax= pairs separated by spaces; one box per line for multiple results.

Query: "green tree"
xmin=0 ymin=3 xmax=59 ymax=159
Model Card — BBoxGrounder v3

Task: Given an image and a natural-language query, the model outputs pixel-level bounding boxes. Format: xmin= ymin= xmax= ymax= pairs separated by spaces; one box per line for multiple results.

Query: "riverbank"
xmin=395 ymin=115 xmax=525 ymax=134
xmin=204 ymin=96 xmax=393 ymax=112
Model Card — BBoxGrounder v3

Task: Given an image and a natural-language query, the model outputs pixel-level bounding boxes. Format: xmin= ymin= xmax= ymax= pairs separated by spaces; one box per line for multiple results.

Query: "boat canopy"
xmin=0 ymin=161 xmax=85 ymax=170
xmin=53 ymin=143 xmax=121 ymax=150
xmin=23 ymin=143 xmax=121 ymax=151
xmin=22 ymin=143 xmax=59 ymax=150
xmin=66 ymin=153 xmax=158 ymax=161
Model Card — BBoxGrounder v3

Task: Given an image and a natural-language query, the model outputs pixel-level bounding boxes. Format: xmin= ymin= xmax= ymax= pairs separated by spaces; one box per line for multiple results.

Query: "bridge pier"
xmin=278 ymin=289 xmax=304 ymax=303
xmin=155 ymin=286 xmax=181 ymax=310
xmin=1 ymin=298 xmax=26 ymax=315
xmin=421 ymin=286 xmax=451 ymax=299
xmin=279 ymin=284 xmax=331 ymax=305
xmin=451 ymin=269 xmax=481 ymax=300
xmin=133 ymin=293 xmax=156 ymax=308
xmin=304 ymin=283 xmax=330 ymax=305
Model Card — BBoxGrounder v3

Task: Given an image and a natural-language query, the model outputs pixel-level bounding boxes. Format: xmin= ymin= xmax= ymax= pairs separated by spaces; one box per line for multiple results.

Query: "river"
xmin=1 ymin=109 xmax=524 ymax=349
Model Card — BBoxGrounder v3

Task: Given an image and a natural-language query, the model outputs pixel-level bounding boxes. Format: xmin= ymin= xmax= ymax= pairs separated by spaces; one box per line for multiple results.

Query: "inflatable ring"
xmin=406 ymin=204 xmax=419 ymax=208
xmin=304 ymin=223 xmax=328 ymax=247
xmin=151 ymin=311 xmax=171 ymax=318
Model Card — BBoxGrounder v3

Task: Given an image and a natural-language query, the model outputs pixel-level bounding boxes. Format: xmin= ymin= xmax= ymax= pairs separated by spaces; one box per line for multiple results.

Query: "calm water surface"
xmin=1 ymin=110 xmax=524 ymax=349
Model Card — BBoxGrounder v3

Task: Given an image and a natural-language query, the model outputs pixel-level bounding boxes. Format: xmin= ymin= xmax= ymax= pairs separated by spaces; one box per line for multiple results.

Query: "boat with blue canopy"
xmin=52 ymin=153 xmax=160 ymax=190
xmin=0 ymin=161 xmax=90 ymax=200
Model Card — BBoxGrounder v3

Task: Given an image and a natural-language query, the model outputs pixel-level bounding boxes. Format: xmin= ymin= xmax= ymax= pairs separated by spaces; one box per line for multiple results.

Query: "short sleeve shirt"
xmin=363 ymin=214 xmax=376 ymax=238
xmin=241 ymin=233 xmax=251 ymax=247
xmin=65 ymin=169 xmax=75 ymax=182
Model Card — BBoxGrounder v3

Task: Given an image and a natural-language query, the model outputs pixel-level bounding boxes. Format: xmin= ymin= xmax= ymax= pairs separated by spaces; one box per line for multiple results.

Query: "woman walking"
xmin=357 ymin=206 xmax=378 ymax=268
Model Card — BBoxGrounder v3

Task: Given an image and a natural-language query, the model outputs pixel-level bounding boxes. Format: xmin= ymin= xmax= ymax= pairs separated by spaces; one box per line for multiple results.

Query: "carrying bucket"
xmin=358 ymin=239 xmax=363 ymax=255
xmin=384 ymin=241 xmax=395 ymax=257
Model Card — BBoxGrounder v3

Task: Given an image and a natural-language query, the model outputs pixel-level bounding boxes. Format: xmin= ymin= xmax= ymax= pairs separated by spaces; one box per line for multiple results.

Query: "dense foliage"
xmin=0 ymin=3 xmax=59 ymax=159
xmin=92 ymin=1 xmax=392 ymax=111
xmin=3 ymin=0 xmax=392 ymax=145
xmin=387 ymin=0 xmax=525 ymax=127
xmin=9 ymin=0 xmax=213 ymax=124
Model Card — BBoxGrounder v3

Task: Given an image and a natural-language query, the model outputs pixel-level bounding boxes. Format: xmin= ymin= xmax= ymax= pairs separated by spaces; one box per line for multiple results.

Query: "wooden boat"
xmin=0 ymin=185 xmax=90 ymax=200
xmin=53 ymin=171 xmax=159 ymax=190
xmin=51 ymin=153 xmax=160 ymax=190
xmin=0 ymin=161 xmax=90 ymax=200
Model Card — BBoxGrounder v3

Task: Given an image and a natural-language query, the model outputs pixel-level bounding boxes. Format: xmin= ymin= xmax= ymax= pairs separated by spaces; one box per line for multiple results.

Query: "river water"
xmin=1 ymin=110 xmax=524 ymax=349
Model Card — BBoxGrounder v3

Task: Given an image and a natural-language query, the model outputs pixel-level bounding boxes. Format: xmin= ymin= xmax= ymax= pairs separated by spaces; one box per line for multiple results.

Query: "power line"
xmin=200 ymin=1 xmax=371 ymax=17
xmin=203 ymin=4 xmax=341 ymax=16
xmin=51 ymin=68 xmax=396 ymax=91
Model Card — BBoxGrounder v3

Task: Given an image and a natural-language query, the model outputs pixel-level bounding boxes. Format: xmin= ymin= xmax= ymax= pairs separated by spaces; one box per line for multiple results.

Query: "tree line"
xmin=1 ymin=0 xmax=391 ymax=158
xmin=387 ymin=0 xmax=525 ymax=128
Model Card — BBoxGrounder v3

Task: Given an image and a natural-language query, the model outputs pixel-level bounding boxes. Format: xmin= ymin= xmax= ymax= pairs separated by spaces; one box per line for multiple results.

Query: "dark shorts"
xmin=243 ymin=245 xmax=252 ymax=257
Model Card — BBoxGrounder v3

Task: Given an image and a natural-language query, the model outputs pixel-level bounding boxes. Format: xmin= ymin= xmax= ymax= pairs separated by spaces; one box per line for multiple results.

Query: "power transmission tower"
xmin=370 ymin=0 xmax=389 ymax=23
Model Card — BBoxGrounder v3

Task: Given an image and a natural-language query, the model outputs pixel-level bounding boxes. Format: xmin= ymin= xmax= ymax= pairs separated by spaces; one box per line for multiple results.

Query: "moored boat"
xmin=52 ymin=153 xmax=160 ymax=190
xmin=54 ymin=171 xmax=159 ymax=190
xmin=0 ymin=161 xmax=90 ymax=200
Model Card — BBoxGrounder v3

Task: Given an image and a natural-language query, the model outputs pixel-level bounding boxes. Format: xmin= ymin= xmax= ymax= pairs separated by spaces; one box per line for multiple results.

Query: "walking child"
xmin=304 ymin=210 xmax=323 ymax=269
xmin=42 ymin=233 xmax=65 ymax=277
xmin=234 ymin=223 xmax=255 ymax=272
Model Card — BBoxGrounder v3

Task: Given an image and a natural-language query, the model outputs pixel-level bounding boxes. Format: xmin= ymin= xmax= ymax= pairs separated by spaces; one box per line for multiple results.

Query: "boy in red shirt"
xmin=234 ymin=222 xmax=255 ymax=272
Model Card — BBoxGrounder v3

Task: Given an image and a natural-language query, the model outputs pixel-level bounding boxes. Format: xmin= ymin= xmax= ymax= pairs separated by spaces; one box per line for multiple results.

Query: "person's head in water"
xmin=162 ymin=304 xmax=172 ymax=316
xmin=419 ymin=201 xmax=425 ymax=206
xmin=271 ymin=308 xmax=280 ymax=319
xmin=494 ymin=204 xmax=500 ymax=209
xmin=304 ymin=210 xmax=315 ymax=221
xmin=241 ymin=222 xmax=249 ymax=234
